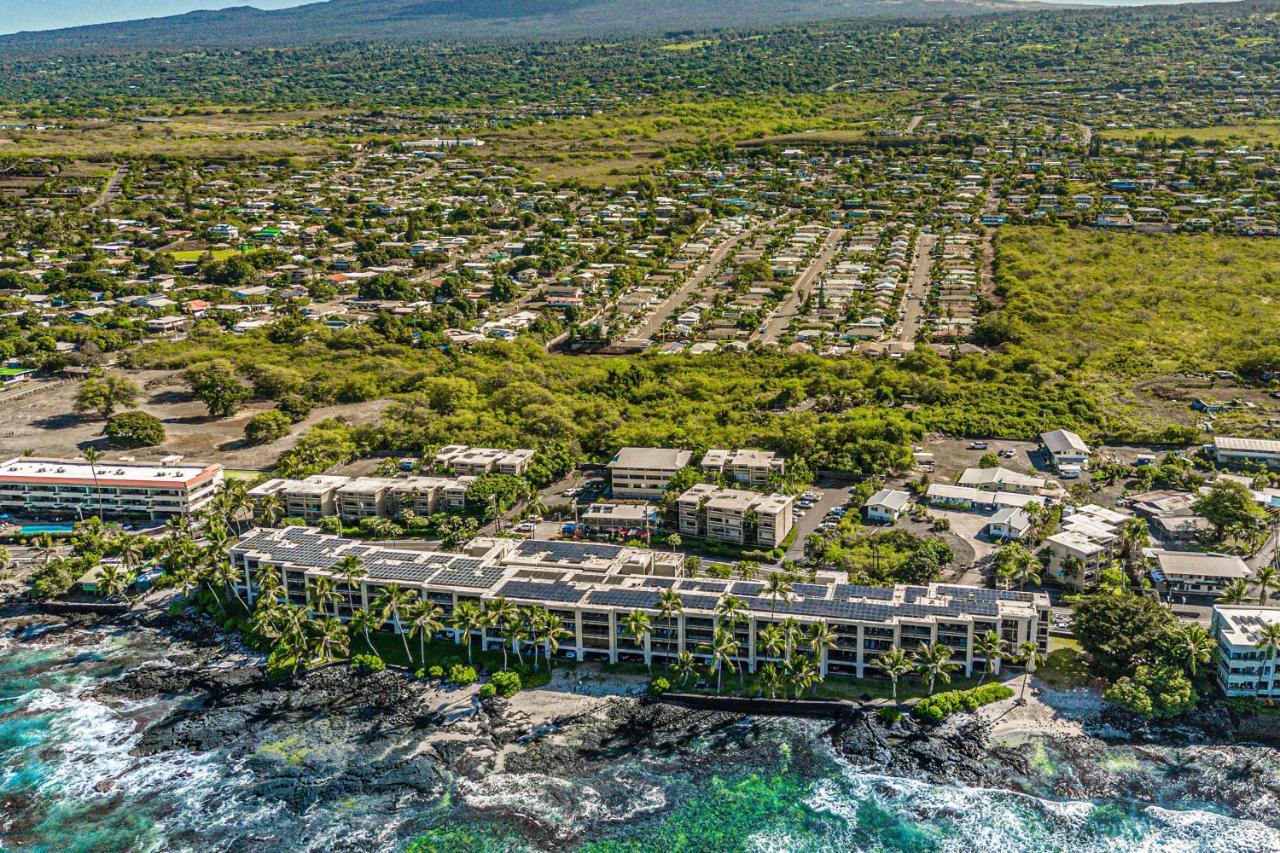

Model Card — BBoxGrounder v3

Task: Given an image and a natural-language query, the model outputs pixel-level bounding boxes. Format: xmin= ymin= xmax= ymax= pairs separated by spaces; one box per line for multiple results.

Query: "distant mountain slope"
xmin=0 ymin=0 xmax=1038 ymax=52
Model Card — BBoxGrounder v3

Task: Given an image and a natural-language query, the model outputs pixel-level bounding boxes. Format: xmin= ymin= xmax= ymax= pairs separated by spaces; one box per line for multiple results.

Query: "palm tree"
xmin=625 ymin=609 xmax=653 ymax=673
xmin=785 ymin=654 xmax=820 ymax=699
xmin=672 ymin=651 xmax=699 ymax=687
xmin=1255 ymin=565 xmax=1280 ymax=606
xmin=1016 ymin=640 xmax=1045 ymax=701
xmin=757 ymin=661 xmax=782 ymax=699
xmin=335 ymin=555 xmax=366 ymax=615
xmin=33 ymin=533 xmax=55 ymax=568
xmin=915 ymin=642 xmax=959 ymax=696
xmin=807 ymin=623 xmax=837 ymax=678
xmin=349 ymin=606 xmax=382 ymax=655
xmin=1121 ymin=517 xmax=1150 ymax=566
xmin=1174 ymin=623 xmax=1215 ymax=679
xmin=307 ymin=617 xmax=350 ymax=665
xmin=485 ymin=597 xmax=519 ymax=670
xmin=715 ymin=594 xmax=746 ymax=629
xmin=374 ymin=585 xmax=417 ymax=664
xmin=874 ymin=645 xmax=913 ymax=703
xmin=764 ymin=573 xmax=793 ymax=621
xmin=781 ymin=617 xmax=804 ymax=664
xmin=83 ymin=446 xmax=103 ymax=519
xmin=758 ymin=623 xmax=785 ymax=663
xmin=407 ymin=601 xmax=445 ymax=666
xmin=994 ymin=542 xmax=1040 ymax=591
xmin=542 ymin=612 xmax=571 ymax=671
xmin=974 ymin=631 xmax=1007 ymax=685
xmin=97 ymin=563 xmax=128 ymax=599
xmin=1254 ymin=623 xmax=1280 ymax=697
xmin=309 ymin=576 xmax=340 ymax=619
xmin=1221 ymin=578 xmax=1252 ymax=605
xmin=251 ymin=596 xmax=285 ymax=641
xmin=117 ymin=535 xmax=145 ymax=575
xmin=701 ymin=626 xmax=739 ymax=694
xmin=451 ymin=600 xmax=485 ymax=663
xmin=525 ymin=606 xmax=548 ymax=671
xmin=657 ymin=588 xmax=683 ymax=666
xmin=258 ymin=493 xmax=284 ymax=527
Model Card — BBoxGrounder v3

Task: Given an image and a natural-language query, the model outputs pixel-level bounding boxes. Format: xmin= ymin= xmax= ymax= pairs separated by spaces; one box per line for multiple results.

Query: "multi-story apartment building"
xmin=1152 ymin=550 xmax=1252 ymax=599
xmin=1044 ymin=504 xmax=1129 ymax=591
xmin=0 ymin=457 xmax=223 ymax=520
xmin=1211 ymin=605 xmax=1280 ymax=699
xmin=700 ymin=448 xmax=786 ymax=488
xmin=434 ymin=445 xmax=535 ymax=477
xmin=230 ymin=526 xmax=1050 ymax=677
xmin=607 ymin=447 xmax=693 ymax=499
xmin=250 ymin=474 xmax=476 ymax=522
xmin=676 ymin=483 xmax=794 ymax=548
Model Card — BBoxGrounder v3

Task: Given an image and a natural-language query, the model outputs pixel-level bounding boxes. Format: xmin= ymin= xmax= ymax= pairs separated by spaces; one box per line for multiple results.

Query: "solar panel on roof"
xmin=499 ymin=580 xmax=586 ymax=604
xmin=642 ymin=577 xmax=677 ymax=588
xmin=731 ymin=582 xmax=764 ymax=596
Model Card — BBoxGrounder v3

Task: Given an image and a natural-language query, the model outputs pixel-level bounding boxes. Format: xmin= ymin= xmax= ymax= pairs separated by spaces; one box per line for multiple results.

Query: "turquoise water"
xmin=2 ymin=630 xmax=1279 ymax=852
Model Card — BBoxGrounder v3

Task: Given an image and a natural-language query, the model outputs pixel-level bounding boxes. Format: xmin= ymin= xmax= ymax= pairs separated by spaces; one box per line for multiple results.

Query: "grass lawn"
xmin=1037 ymin=639 xmax=1092 ymax=690
xmin=168 ymin=249 xmax=237 ymax=262
xmin=1101 ymin=120 xmax=1280 ymax=147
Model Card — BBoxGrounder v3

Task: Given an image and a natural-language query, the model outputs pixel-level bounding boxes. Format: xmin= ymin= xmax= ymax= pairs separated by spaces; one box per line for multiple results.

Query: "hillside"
xmin=0 ymin=0 xmax=1038 ymax=52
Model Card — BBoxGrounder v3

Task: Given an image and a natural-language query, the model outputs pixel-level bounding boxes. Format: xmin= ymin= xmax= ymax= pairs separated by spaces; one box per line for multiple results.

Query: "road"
xmin=87 ymin=166 xmax=127 ymax=211
xmin=895 ymin=233 xmax=935 ymax=343
xmin=905 ymin=115 xmax=923 ymax=134
xmin=627 ymin=222 xmax=762 ymax=342
xmin=755 ymin=227 xmax=845 ymax=345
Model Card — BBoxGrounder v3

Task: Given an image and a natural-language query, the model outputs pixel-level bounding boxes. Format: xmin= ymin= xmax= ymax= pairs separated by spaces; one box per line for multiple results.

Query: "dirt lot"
xmin=0 ymin=370 xmax=390 ymax=472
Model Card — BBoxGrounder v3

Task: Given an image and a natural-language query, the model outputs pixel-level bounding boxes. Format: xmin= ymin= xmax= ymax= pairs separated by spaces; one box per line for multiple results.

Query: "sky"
xmin=0 ymin=0 xmax=313 ymax=35
xmin=0 ymin=0 xmax=1231 ymax=36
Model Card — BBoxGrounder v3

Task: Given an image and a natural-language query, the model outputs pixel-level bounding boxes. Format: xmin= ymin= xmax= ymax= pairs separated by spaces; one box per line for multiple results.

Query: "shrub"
xmin=428 ymin=665 xmax=445 ymax=679
xmin=490 ymin=670 xmax=522 ymax=697
xmin=478 ymin=683 xmax=497 ymax=699
xmin=912 ymin=684 xmax=1013 ymax=724
xmin=245 ymin=409 xmax=292 ymax=445
xmin=449 ymin=664 xmax=477 ymax=686
xmin=104 ymin=410 xmax=166 ymax=447
xmin=351 ymin=653 xmax=386 ymax=672
xmin=877 ymin=706 xmax=903 ymax=724
xmin=648 ymin=676 xmax=671 ymax=697
xmin=414 ymin=668 xmax=426 ymax=679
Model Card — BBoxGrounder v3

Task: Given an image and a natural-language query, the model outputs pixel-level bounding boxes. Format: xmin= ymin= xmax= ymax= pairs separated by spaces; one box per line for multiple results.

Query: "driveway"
xmin=786 ymin=481 xmax=854 ymax=561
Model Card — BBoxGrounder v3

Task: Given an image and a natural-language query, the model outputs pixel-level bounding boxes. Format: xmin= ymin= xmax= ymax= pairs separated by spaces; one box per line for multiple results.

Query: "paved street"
xmin=895 ymin=233 xmax=935 ymax=343
xmin=756 ymin=227 xmax=845 ymax=345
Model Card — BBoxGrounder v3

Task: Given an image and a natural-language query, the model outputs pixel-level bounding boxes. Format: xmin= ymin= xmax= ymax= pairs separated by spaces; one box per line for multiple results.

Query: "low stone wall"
xmin=656 ymin=691 xmax=855 ymax=719
xmin=40 ymin=598 xmax=134 ymax=615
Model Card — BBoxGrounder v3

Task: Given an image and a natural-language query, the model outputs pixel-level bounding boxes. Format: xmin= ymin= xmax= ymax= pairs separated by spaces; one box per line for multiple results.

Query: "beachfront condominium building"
xmin=230 ymin=526 xmax=1050 ymax=677
xmin=1211 ymin=605 xmax=1280 ymax=699
xmin=607 ymin=447 xmax=694 ymax=499
xmin=676 ymin=483 xmax=794 ymax=548
xmin=434 ymin=445 xmax=535 ymax=477
xmin=700 ymin=448 xmax=786 ymax=489
xmin=0 ymin=456 xmax=224 ymax=520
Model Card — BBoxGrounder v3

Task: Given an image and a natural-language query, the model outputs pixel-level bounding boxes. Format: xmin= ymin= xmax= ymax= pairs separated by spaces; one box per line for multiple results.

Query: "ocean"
xmin=2 ymin=629 xmax=1279 ymax=852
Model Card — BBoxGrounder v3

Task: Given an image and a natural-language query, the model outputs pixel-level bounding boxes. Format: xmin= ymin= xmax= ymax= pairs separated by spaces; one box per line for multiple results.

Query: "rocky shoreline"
xmin=6 ymin=601 xmax=1280 ymax=843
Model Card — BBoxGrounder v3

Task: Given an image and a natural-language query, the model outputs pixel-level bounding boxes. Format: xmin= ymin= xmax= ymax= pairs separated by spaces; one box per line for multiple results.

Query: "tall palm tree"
xmin=657 ymin=588 xmax=683 ymax=665
xmin=484 ymin=596 xmax=519 ymax=670
xmin=251 ymin=596 xmax=285 ymax=641
xmin=764 ymin=573 xmax=793 ymax=622
xmin=1254 ymin=623 xmax=1280 ymax=698
xmin=701 ymin=626 xmax=739 ymax=694
xmin=97 ymin=563 xmax=128 ymax=599
xmin=974 ymin=631 xmax=1007 ymax=685
xmin=309 ymin=576 xmax=340 ymax=619
xmin=915 ymin=642 xmax=959 ymax=696
xmin=307 ymin=617 xmax=350 ymax=665
xmin=625 ymin=609 xmax=653 ymax=673
xmin=1121 ymin=517 xmax=1150 ymax=565
xmin=349 ymin=606 xmax=382 ymax=655
xmin=542 ymin=612 xmax=571 ymax=671
xmin=83 ymin=446 xmax=103 ymax=519
xmin=807 ymin=623 xmax=837 ymax=677
xmin=1221 ymin=578 xmax=1252 ymax=605
xmin=758 ymin=623 xmax=785 ymax=663
xmin=781 ymin=617 xmax=804 ymax=664
xmin=374 ymin=585 xmax=417 ymax=664
xmin=407 ymin=601 xmax=445 ymax=666
xmin=1016 ymin=640 xmax=1044 ymax=701
xmin=1174 ymin=623 xmax=1215 ymax=679
xmin=1255 ymin=565 xmax=1280 ymax=607
xmin=672 ymin=650 xmax=699 ymax=687
xmin=335 ymin=555 xmax=366 ymax=615
xmin=874 ymin=645 xmax=913 ymax=703
xmin=758 ymin=661 xmax=782 ymax=699
xmin=525 ymin=606 xmax=548 ymax=671
xmin=451 ymin=600 xmax=485 ymax=663
xmin=785 ymin=654 xmax=820 ymax=699
xmin=715 ymin=594 xmax=746 ymax=629
xmin=117 ymin=535 xmax=145 ymax=575
xmin=258 ymin=493 xmax=284 ymax=528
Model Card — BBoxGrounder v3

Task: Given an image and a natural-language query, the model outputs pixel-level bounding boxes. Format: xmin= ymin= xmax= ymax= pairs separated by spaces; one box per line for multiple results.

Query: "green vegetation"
xmin=912 ymin=683 xmax=1014 ymax=724
xmin=103 ymin=410 xmax=165 ymax=448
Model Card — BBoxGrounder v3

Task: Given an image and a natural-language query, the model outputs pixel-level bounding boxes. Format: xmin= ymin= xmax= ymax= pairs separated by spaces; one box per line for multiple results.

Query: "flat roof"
xmin=0 ymin=457 xmax=221 ymax=488
xmin=608 ymin=447 xmax=693 ymax=471
xmin=1215 ymin=605 xmax=1280 ymax=646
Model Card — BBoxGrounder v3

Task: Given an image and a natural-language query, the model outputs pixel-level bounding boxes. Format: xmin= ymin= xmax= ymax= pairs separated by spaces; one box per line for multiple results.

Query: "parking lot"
xmin=786 ymin=480 xmax=856 ymax=561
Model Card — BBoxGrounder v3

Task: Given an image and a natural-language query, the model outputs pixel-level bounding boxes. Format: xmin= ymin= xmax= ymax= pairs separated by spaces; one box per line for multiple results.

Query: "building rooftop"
xmin=608 ymin=447 xmax=694 ymax=471
xmin=1153 ymin=550 xmax=1251 ymax=580
xmin=0 ymin=457 xmax=221 ymax=488
xmin=1041 ymin=429 xmax=1089 ymax=455
xmin=1215 ymin=436 xmax=1280 ymax=454
xmin=1214 ymin=605 xmax=1280 ymax=646
xmin=957 ymin=466 xmax=1046 ymax=490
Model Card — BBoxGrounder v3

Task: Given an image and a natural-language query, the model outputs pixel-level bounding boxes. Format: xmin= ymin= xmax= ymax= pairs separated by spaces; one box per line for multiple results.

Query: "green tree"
xmin=1104 ymin=664 xmax=1195 ymax=718
xmin=626 ymin=609 xmax=653 ymax=673
xmin=1194 ymin=479 xmax=1265 ymax=542
xmin=185 ymin=359 xmax=250 ymax=418
xmin=245 ymin=410 xmax=292 ymax=445
xmin=104 ymin=411 xmax=165 ymax=447
xmin=914 ymin=642 xmax=959 ymax=696
xmin=974 ymin=631 xmax=1006 ymax=685
xmin=451 ymin=600 xmax=485 ymax=664
xmin=74 ymin=373 xmax=140 ymax=420
xmin=1072 ymin=592 xmax=1177 ymax=681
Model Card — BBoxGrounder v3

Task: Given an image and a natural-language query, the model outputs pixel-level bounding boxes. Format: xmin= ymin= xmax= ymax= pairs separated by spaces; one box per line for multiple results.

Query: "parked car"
xmin=968 ymin=441 xmax=989 ymax=450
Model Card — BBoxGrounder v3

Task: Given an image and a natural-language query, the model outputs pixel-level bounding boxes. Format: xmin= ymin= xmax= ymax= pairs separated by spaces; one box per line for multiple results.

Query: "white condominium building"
xmin=1211 ymin=605 xmax=1280 ymax=698
xmin=434 ymin=445 xmax=535 ymax=477
xmin=700 ymin=448 xmax=786 ymax=488
xmin=676 ymin=483 xmax=794 ymax=548
xmin=0 ymin=457 xmax=224 ymax=520
xmin=230 ymin=527 xmax=1050 ymax=677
